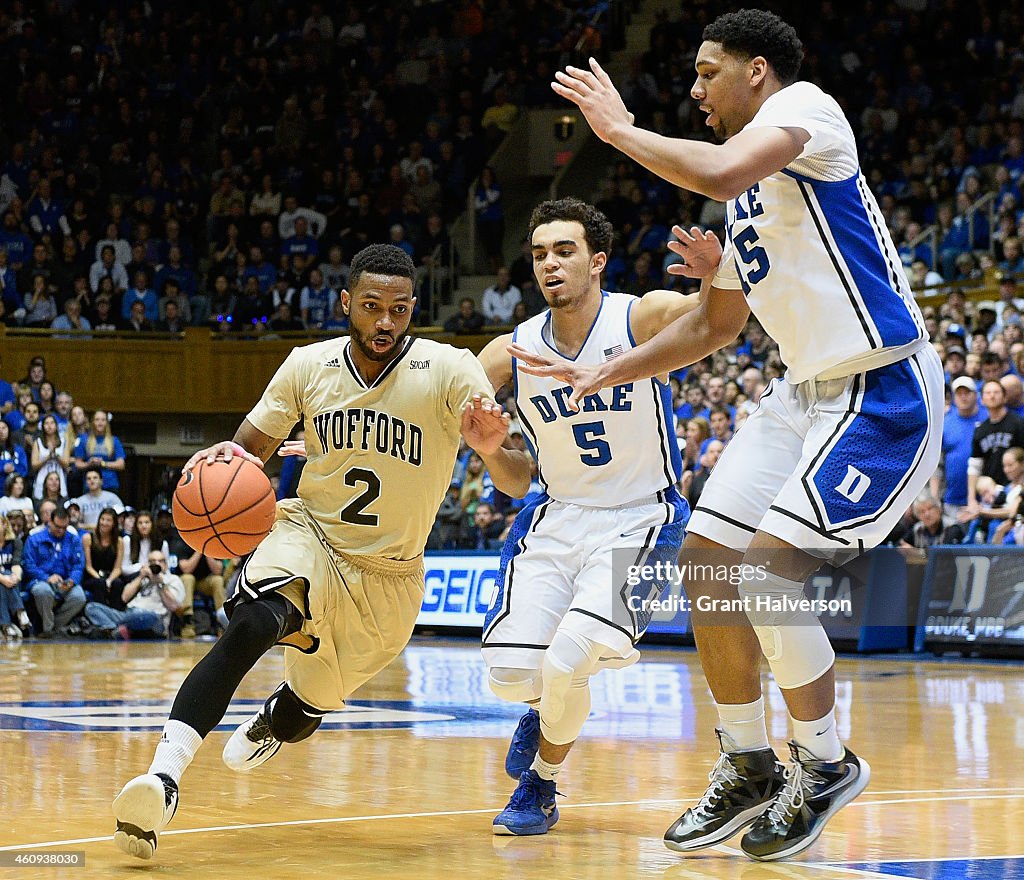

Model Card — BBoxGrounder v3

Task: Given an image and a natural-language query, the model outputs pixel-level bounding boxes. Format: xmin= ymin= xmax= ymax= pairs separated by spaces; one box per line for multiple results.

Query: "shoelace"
xmin=507 ymin=774 xmax=560 ymax=810
xmin=246 ymin=712 xmax=276 ymax=745
xmin=511 ymin=711 xmax=540 ymax=753
xmin=765 ymin=760 xmax=820 ymax=826
xmin=694 ymin=753 xmax=742 ymax=817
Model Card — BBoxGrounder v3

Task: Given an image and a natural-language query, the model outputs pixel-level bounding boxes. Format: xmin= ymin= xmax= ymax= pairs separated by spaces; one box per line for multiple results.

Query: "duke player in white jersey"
xmin=516 ymin=9 xmax=944 ymax=861
xmin=475 ymin=197 xmax=693 ymax=835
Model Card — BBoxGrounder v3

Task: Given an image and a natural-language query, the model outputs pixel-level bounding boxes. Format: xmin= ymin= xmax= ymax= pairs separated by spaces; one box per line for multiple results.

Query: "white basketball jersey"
xmin=712 ymin=81 xmax=926 ymax=384
xmin=513 ymin=291 xmax=682 ymax=506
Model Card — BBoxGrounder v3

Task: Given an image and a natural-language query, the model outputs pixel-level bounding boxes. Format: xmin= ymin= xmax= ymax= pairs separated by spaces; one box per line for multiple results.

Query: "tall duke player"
xmin=518 ymin=9 xmax=944 ymax=861
xmin=476 ymin=198 xmax=694 ymax=835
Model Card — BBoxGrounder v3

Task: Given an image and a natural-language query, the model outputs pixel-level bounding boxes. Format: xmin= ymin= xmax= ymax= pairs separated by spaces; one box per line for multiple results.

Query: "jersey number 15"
xmin=733 ymin=226 xmax=771 ymax=288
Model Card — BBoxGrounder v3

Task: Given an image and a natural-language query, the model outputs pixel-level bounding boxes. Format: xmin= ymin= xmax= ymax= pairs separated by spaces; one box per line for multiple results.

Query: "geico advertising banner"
xmin=915 ymin=547 xmax=1024 ymax=651
xmin=417 ymin=553 xmax=499 ymax=627
xmin=416 ymin=548 xmax=910 ymax=645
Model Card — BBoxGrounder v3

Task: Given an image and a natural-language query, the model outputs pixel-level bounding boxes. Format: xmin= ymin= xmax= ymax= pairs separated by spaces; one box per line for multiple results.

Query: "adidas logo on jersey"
xmin=410 ymin=360 xmax=431 ymax=369
xmin=324 ymin=358 xmax=341 ymax=368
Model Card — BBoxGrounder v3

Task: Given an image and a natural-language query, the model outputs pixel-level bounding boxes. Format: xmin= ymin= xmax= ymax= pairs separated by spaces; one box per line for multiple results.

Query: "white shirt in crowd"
xmin=482 ymin=284 xmax=522 ymax=325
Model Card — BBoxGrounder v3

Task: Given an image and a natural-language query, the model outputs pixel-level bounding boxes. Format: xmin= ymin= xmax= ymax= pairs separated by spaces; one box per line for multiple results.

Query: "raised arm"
xmin=477 ymin=332 xmax=515 ymax=393
xmin=463 ymin=335 xmax=532 ymax=498
xmin=552 ymin=58 xmax=806 ymax=201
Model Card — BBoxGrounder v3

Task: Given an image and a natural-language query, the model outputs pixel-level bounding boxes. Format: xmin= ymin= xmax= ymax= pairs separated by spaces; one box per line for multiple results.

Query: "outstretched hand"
xmin=552 ymin=57 xmax=635 ymax=143
xmin=461 ymin=394 xmax=510 ymax=455
xmin=666 ymin=226 xmax=723 ymax=278
xmin=277 ymin=440 xmax=307 ymax=458
xmin=507 ymin=343 xmax=607 ymax=412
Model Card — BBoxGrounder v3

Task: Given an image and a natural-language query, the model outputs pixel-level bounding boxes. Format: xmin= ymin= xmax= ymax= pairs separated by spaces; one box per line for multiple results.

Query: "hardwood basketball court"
xmin=1 ymin=638 xmax=1020 ymax=879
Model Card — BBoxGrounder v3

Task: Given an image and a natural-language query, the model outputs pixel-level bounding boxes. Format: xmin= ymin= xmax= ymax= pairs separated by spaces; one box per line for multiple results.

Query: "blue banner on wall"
xmin=915 ymin=546 xmax=1024 ymax=653
xmin=417 ymin=552 xmax=497 ymax=627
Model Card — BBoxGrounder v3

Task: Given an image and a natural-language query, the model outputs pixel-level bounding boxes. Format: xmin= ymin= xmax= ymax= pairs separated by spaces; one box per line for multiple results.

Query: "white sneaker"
xmin=113 ymin=773 xmax=179 ymax=860
xmin=222 ymin=709 xmax=282 ymax=772
xmin=2 ymin=624 xmax=21 ymax=641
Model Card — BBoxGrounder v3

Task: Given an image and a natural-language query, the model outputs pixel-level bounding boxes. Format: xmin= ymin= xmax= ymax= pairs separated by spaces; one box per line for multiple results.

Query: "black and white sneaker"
xmin=664 ymin=730 xmax=784 ymax=852
xmin=740 ymin=741 xmax=871 ymax=861
xmin=222 ymin=707 xmax=282 ymax=772
xmin=113 ymin=773 xmax=179 ymax=860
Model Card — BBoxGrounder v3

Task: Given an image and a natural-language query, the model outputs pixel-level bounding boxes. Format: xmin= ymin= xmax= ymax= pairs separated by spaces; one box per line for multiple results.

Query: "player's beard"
xmin=349 ymin=324 xmax=410 ymax=362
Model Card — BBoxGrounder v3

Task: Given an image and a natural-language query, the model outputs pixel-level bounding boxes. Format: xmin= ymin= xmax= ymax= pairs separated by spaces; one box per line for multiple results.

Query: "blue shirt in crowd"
xmin=942 ymin=408 xmax=981 ymax=506
xmin=72 ymin=434 xmax=126 ymax=490
xmin=22 ymin=526 xmax=84 ymax=585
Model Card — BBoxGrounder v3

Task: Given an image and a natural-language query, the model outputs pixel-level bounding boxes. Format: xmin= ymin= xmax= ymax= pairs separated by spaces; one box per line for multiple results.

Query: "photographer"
xmin=84 ymin=550 xmax=184 ymax=640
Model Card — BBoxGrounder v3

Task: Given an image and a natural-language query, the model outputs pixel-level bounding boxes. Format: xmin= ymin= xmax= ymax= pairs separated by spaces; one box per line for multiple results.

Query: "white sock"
xmin=149 ymin=720 xmax=203 ymax=784
xmin=791 ymin=708 xmax=843 ymax=762
xmin=716 ymin=697 xmax=769 ymax=752
xmin=531 ymin=753 xmax=563 ymax=782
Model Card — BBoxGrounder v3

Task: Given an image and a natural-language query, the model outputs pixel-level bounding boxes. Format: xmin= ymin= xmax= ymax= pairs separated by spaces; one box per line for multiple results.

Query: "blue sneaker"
xmin=493 ymin=770 xmax=559 ymax=836
xmin=504 ymin=708 xmax=541 ymax=779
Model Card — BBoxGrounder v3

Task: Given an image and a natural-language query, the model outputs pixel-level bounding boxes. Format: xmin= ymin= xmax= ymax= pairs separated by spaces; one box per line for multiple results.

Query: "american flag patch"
xmin=603 ymin=345 xmax=623 ymax=360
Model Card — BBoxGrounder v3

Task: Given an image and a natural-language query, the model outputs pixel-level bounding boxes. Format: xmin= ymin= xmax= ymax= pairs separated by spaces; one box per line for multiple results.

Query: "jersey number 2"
xmin=339 ymin=467 xmax=381 ymax=526
xmin=573 ymin=421 xmax=612 ymax=466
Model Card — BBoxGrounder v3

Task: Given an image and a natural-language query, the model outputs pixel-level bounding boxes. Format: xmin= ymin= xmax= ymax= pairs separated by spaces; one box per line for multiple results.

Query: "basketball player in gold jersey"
xmin=112 ymin=244 xmax=527 ymax=861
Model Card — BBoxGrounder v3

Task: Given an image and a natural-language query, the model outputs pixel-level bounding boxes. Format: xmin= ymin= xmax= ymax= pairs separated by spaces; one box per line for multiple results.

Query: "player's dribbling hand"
xmin=461 ymin=394 xmax=510 ymax=455
xmin=666 ymin=226 xmax=723 ymax=278
xmin=277 ymin=440 xmax=307 ymax=458
xmin=182 ymin=441 xmax=265 ymax=474
xmin=507 ymin=343 xmax=606 ymax=412
xmin=552 ymin=57 xmax=635 ymax=144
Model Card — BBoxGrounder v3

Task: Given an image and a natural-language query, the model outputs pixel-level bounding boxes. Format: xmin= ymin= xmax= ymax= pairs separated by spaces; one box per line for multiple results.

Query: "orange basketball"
xmin=172 ymin=457 xmax=277 ymax=559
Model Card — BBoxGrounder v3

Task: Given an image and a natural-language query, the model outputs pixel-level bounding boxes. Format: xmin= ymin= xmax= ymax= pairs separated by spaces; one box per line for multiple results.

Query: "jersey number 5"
xmin=339 ymin=467 xmax=381 ymax=526
xmin=573 ymin=421 xmax=612 ymax=466
xmin=733 ymin=226 xmax=771 ymax=285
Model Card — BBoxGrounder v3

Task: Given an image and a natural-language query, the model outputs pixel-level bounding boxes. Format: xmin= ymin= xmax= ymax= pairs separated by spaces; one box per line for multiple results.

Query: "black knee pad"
xmin=223 ymin=594 xmax=303 ymax=648
xmin=266 ymin=683 xmax=325 ymax=743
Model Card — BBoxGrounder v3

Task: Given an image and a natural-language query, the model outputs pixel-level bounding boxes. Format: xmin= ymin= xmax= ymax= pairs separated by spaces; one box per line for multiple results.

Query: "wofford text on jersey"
xmin=311 ymin=407 xmax=423 ymax=465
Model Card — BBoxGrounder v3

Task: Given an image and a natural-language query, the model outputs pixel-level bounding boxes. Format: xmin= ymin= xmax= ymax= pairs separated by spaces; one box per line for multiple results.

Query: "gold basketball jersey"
xmin=246 ymin=336 xmax=492 ymax=560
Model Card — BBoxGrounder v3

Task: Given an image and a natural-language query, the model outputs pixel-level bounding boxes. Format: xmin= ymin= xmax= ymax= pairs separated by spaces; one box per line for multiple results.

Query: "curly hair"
xmin=703 ymin=9 xmax=804 ymax=86
xmin=528 ymin=198 xmax=613 ymax=256
xmin=348 ymin=243 xmax=416 ymax=291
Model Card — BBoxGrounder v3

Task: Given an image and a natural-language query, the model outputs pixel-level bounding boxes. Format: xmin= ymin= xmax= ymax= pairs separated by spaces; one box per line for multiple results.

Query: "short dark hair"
xmin=982 ymin=351 xmax=1007 ymax=367
xmin=348 ymin=243 xmax=416 ymax=292
xmin=703 ymin=9 xmax=804 ymax=86
xmin=528 ymin=198 xmax=613 ymax=257
xmin=51 ymin=506 xmax=70 ymax=522
xmin=84 ymin=465 xmax=103 ymax=479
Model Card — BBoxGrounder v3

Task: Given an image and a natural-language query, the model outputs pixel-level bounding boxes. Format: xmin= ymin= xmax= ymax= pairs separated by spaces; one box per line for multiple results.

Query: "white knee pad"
xmin=539 ymin=629 xmax=604 ymax=745
xmin=488 ymin=667 xmax=542 ymax=703
xmin=737 ymin=569 xmax=835 ymax=690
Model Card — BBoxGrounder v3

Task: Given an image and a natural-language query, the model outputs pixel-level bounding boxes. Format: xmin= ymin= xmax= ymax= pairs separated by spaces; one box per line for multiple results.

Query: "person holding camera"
xmin=84 ymin=550 xmax=185 ymax=640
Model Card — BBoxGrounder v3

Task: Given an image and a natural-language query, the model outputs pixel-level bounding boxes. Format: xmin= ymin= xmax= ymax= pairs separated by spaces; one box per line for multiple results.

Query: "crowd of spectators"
xmin=0 ymin=0 xmax=614 ymax=333
xmin=0 ymin=351 xmax=234 ymax=640
xmin=7 ymin=0 xmax=1024 ymax=640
